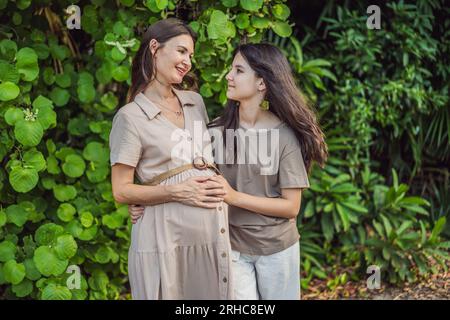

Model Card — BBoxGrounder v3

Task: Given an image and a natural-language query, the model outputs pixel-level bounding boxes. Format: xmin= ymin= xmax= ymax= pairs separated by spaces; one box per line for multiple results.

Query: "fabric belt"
xmin=142 ymin=156 xmax=222 ymax=186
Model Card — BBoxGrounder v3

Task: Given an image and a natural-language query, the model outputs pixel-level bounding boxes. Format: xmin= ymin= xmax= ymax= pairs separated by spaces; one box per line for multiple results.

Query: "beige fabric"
xmin=109 ymin=88 xmax=233 ymax=300
xmin=212 ymin=123 xmax=310 ymax=256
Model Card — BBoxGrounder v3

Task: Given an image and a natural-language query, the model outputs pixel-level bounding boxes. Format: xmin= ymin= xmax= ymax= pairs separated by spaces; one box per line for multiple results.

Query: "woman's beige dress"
xmin=109 ymin=88 xmax=233 ymax=299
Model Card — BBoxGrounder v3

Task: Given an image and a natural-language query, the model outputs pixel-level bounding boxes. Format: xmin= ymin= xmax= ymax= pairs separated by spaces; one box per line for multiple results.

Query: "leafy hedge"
xmin=0 ymin=0 xmax=299 ymax=299
xmin=296 ymin=0 xmax=450 ymax=289
xmin=0 ymin=0 xmax=448 ymax=299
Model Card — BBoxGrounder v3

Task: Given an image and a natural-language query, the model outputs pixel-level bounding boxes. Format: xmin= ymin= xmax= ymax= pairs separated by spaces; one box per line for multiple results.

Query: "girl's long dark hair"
xmin=127 ymin=18 xmax=197 ymax=103
xmin=208 ymin=43 xmax=328 ymax=172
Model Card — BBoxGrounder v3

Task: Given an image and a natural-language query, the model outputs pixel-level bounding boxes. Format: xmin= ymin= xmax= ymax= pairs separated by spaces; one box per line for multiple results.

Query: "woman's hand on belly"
xmin=169 ymin=176 xmax=227 ymax=209
xmin=126 ymin=176 xmax=226 ymax=222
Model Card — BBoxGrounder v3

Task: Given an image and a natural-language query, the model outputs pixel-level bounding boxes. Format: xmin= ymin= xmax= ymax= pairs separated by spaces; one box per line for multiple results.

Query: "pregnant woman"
xmin=110 ymin=18 xmax=233 ymax=300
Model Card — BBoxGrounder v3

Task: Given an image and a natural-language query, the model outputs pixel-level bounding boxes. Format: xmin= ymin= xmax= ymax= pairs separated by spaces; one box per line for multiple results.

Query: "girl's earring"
xmin=260 ymin=99 xmax=269 ymax=111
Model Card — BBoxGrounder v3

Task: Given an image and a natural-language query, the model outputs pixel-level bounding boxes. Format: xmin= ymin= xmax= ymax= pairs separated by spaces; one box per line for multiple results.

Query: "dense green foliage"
xmin=295 ymin=0 xmax=450 ymax=289
xmin=0 ymin=0 xmax=448 ymax=299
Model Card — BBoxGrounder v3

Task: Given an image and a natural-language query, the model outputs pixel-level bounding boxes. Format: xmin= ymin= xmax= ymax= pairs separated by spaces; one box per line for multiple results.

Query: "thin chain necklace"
xmin=150 ymin=97 xmax=183 ymax=118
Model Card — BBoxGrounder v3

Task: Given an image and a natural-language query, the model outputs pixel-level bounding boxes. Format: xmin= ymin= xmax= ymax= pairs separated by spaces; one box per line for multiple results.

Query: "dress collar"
xmin=134 ymin=87 xmax=195 ymax=120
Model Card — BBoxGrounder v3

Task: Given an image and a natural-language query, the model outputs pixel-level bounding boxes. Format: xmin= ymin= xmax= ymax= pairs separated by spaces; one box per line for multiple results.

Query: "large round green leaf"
xmin=110 ymin=47 xmax=126 ymax=62
xmin=86 ymin=164 xmax=109 ymax=183
xmin=0 ymin=240 xmax=16 ymax=262
xmin=83 ymin=141 xmax=109 ymax=163
xmin=78 ymin=225 xmax=98 ymax=241
xmin=35 ymin=223 xmax=65 ymax=246
xmin=49 ymin=87 xmax=70 ymax=107
xmin=68 ymin=116 xmax=90 ymax=136
xmin=53 ymin=184 xmax=77 ymax=202
xmin=33 ymin=96 xmax=56 ymax=129
xmin=24 ymin=258 xmax=41 ymax=281
xmin=88 ymin=269 xmax=109 ymax=291
xmin=94 ymin=246 xmax=110 ymax=264
xmin=77 ymin=83 xmax=96 ymax=103
xmin=54 ymin=234 xmax=78 ymax=260
xmin=12 ymin=278 xmax=33 ymax=297
xmin=32 ymin=95 xmax=53 ymax=109
xmin=42 ymin=67 xmax=55 ymax=85
xmin=235 ymin=13 xmax=250 ymax=29
xmin=251 ymin=16 xmax=270 ymax=29
xmin=16 ymin=47 xmax=39 ymax=81
xmin=33 ymin=246 xmax=68 ymax=277
xmin=80 ymin=211 xmax=94 ymax=228
xmin=0 ymin=81 xmax=20 ymax=101
xmin=4 ymin=107 xmax=24 ymax=125
xmin=102 ymin=212 xmax=124 ymax=229
xmin=9 ymin=167 xmax=39 ymax=193
xmin=57 ymin=203 xmax=76 ymax=222
xmin=3 ymin=260 xmax=26 ymax=285
xmin=240 ymin=0 xmax=263 ymax=11
xmin=111 ymin=66 xmax=129 ymax=82
xmin=41 ymin=283 xmax=72 ymax=300
xmin=35 ymin=105 xmax=57 ymax=129
xmin=55 ymin=73 xmax=71 ymax=88
xmin=62 ymin=154 xmax=86 ymax=178
xmin=23 ymin=149 xmax=46 ymax=172
xmin=46 ymin=155 xmax=60 ymax=175
xmin=221 ymin=0 xmax=238 ymax=8
xmin=100 ymin=92 xmax=118 ymax=111
xmin=272 ymin=4 xmax=291 ymax=20
xmin=5 ymin=204 xmax=29 ymax=227
xmin=14 ymin=119 xmax=44 ymax=147
xmin=144 ymin=0 xmax=167 ymax=12
xmin=207 ymin=10 xmax=236 ymax=40
xmin=0 ymin=39 xmax=18 ymax=61
xmin=0 ymin=60 xmax=20 ymax=83
xmin=271 ymin=21 xmax=292 ymax=37
xmin=16 ymin=0 xmax=32 ymax=10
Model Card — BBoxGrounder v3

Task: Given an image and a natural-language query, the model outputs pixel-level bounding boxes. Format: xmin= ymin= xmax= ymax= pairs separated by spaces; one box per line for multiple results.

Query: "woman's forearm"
xmin=113 ymin=183 xmax=176 ymax=206
xmin=228 ymin=191 xmax=300 ymax=219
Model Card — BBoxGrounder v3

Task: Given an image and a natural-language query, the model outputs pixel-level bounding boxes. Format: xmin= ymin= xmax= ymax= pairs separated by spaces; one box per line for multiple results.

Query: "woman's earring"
xmin=260 ymin=99 xmax=269 ymax=111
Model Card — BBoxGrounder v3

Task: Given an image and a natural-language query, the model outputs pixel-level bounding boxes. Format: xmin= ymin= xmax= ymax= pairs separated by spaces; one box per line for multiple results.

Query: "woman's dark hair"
xmin=208 ymin=43 xmax=328 ymax=172
xmin=127 ymin=18 xmax=197 ymax=103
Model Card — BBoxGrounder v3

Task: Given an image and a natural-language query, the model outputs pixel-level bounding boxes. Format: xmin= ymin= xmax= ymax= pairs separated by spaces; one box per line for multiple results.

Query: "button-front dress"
xmin=109 ymin=88 xmax=233 ymax=299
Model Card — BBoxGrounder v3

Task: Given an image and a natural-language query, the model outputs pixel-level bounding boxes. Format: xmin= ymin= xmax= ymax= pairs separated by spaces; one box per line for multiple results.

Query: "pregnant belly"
xmin=131 ymin=168 xmax=226 ymax=252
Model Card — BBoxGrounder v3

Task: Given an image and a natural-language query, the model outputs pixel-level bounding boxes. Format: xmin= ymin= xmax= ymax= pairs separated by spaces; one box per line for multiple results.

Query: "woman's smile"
xmin=176 ymin=65 xmax=188 ymax=76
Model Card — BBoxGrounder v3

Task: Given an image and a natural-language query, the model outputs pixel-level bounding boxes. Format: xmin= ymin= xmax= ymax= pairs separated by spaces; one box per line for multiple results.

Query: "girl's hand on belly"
xmin=207 ymin=175 xmax=238 ymax=205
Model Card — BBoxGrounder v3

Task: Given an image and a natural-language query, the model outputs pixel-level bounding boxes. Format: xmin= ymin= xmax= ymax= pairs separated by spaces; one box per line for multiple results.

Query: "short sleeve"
xmin=279 ymin=142 xmax=310 ymax=189
xmin=109 ymin=112 xmax=142 ymax=167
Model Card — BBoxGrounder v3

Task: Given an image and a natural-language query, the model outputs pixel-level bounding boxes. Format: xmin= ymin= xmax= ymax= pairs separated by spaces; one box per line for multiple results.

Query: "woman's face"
xmin=225 ymin=52 xmax=262 ymax=102
xmin=151 ymin=34 xmax=194 ymax=84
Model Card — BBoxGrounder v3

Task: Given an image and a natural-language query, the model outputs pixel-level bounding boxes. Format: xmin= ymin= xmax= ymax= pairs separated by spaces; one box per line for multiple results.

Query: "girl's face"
xmin=151 ymin=34 xmax=194 ymax=84
xmin=225 ymin=52 xmax=263 ymax=102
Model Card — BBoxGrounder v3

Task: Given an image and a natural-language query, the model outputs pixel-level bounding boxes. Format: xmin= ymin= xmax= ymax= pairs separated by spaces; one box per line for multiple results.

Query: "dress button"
xmin=223 ymin=277 xmax=228 ymax=283
xmin=220 ymin=228 xmax=226 ymax=234
xmin=218 ymin=206 xmax=223 ymax=211
xmin=187 ymin=137 xmax=192 ymax=141
xmin=221 ymin=252 xmax=227 ymax=258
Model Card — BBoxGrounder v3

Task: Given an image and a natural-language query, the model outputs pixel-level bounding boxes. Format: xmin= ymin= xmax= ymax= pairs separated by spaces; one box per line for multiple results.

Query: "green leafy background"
xmin=0 ymin=0 xmax=448 ymax=299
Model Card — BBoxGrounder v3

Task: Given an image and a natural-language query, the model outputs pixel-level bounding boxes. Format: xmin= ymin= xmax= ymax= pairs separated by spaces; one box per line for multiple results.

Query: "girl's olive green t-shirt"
xmin=212 ymin=123 xmax=310 ymax=256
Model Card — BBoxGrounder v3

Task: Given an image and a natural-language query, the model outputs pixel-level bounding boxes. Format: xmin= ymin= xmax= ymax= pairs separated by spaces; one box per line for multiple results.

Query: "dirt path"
xmin=302 ymin=264 xmax=449 ymax=300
